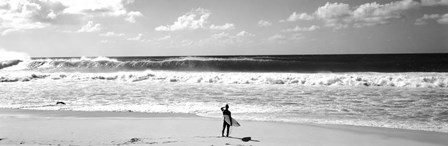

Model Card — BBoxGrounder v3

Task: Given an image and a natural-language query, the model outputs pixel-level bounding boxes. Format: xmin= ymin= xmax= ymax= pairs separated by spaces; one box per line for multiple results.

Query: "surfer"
xmin=221 ymin=104 xmax=232 ymax=137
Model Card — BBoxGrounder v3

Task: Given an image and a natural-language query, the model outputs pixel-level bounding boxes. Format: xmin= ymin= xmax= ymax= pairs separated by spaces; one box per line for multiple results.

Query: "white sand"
xmin=1 ymin=109 xmax=447 ymax=146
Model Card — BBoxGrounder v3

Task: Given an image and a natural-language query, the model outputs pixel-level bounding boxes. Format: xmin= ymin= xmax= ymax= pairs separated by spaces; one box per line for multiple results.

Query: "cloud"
xmin=77 ymin=21 xmax=102 ymax=32
xmin=99 ymin=31 xmax=125 ymax=37
xmin=415 ymin=14 xmax=441 ymax=25
xmin=155 ymin=8 xmax=211 ymax=31
xmin=283 ymin=25 xmax=320 ymax=32
xmin=351 ymin=0 xmax=420 ymax=27
xmin=56 ymin=0 xmax=127 ymax=16
xmin=315 ymin=3 xmax=351 ymax=19
xmin=53 ymin=0 xmax=143 ymax=23
xmin=125 ymin=11 xmax=143 ymax=23
xmin=286 ymin=12 xmax=315 ymax=21
xmin=421 ymin=0 xmax=448 ymax=6
xmin=415 ymin=13 xmax=448 ymax=25
xmin=157 ymin=35 xmax=171 ymax=41
xmin=236 ymin=31 xmax=255 ymax=37
xmin=0 ymin=0 xmax=52 ymax=35
xmin=210 ymin=31 xmax=253 ymax=39
xmin=267 ymin=34 xmax=285 ymax=41
xmin=127 ymin=33 xmax=144 ymax=41
xmin=209 ymin=23 xmax=235 ymax=30
xmin=257 ymin=20 xmax=272 ymax=27
xmin=211 ymin=32 xmax=230 ymax=39
xmin=0 ymin=0 xmax=141 ymax=35
xmin=283 ymin=0 xmax=422 ymax=29
xmin=47 ymin=10 xmax=57 ymax=19
xmin=438 ymin=14 xmax=448 ymax=24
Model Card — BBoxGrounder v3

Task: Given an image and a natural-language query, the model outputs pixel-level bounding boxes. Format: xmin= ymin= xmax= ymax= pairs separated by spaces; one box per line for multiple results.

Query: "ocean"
xmin=1 ymin=54 xmax=448 ymax=133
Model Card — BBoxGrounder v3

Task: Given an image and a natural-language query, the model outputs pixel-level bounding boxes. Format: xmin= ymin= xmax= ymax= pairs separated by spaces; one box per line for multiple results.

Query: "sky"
xmin=0 ymin=0 xmax=447 ymax=57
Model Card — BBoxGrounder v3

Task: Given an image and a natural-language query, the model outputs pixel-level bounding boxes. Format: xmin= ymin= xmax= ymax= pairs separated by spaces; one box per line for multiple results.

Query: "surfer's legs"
xmin=226 ymin=124 xmax=230 ymax=137
xmin=222 ymin=121 xmax=226 ymax=137
xmin=222 ymin=121 xmax=231 ymax=137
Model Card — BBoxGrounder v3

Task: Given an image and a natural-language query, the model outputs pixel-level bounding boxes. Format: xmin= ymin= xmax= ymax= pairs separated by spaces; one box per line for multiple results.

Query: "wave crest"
xmin=1 ymin=71 xmax=447 ymax=88
xmin=2 ymin=55 xmax=448 ymax=72
xmin=2 ymin=56 xmax=269 ymax=72
xmin=0 ymin=49 xmax=30 ymax=70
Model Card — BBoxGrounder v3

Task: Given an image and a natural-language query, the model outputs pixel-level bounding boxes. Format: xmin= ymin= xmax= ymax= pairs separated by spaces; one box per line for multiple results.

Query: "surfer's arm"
xmin=220 ymin=107 xmax=225 ymax=111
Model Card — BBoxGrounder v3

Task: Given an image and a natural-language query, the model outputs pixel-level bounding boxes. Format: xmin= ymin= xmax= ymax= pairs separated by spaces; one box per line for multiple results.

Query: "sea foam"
xmin=1 ymin=71 xmax=447 ymax=88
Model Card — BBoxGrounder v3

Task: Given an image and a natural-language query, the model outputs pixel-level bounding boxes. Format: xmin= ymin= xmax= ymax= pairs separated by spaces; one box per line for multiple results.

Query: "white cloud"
xmin=283 ymin=25 xmax=320 ymax=32
xmin=257 ymin=20 xmax=272 ymax=27
xmin=209 ymin=23 xmax=235 ymax=30
xmin=157 ymin=35 xmax=171 ymax=41
xmin=56 ymin=0 xmax=126 ymax=16
xmin=54 ymin=0 xmax=143 ymax=22
xmin=421 ymin=0 xmax=448 ymax=6
xmin=415 ymin=14 xmax=441 ymax=25
xmin=99 ymin=31 xmax=125 ymax=37
xmin=267 ymin=34 xmax=285 ymax=41
xmin=211 ymin=31 xmax=253 ymax=39
xmin=315 ymin=2 xmax=352 ymax=29
xmin=351 ymin=0 xmax=420 ymax=27
xmin=47 ymin=10 xmax=57 ymax=19
xmin=315 ymin=3 xmax=352 ymax=19
xmin=287 ymin=12 xmax=314 ymax=21
xmin=236 ymin=31 xmax=255 ymax=37
xmin=437 ymin=13 xmax=448 ymax=24
xmin=296 ymin=0 xmax=421 ymax=29
xmin=77 ymin=21 xmax=102 ymax=32
xmin=414 ymin=13 xmax=448 ymax=25
xmin=0 ymin=0 xmax=142 ymax=35
xmin=155 ymin=8 xmax=211 ymax=31
xmin=211 ymin=32 xmax=230 ymax=39
xmin=0 ymin=0 xmax=51 ymax=35
xmin=127 ymin=33 xmax=144 ymax=41
xmin=424 ymin=14 xmax=443 ymax=19
xmin=125 ymin=11 xmax=143 ymax=23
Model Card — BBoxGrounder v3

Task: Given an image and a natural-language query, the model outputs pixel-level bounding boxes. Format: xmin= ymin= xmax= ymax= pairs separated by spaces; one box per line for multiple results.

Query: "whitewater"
xmin=1 ymin=56 xmax=447 ymax=133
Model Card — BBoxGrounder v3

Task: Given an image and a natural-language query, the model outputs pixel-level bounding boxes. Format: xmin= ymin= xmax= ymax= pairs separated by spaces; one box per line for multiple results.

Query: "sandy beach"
xmin=1 ymin=109 xmax=447 ymax=146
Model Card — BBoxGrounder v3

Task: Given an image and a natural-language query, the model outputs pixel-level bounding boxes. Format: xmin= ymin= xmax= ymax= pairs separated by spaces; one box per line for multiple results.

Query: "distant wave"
xmin=1 ymin=56 xmax=273 ymax=72
xmin=2 ymin=54 xmax=447 ymax=72
xmin=1 ymin=71 xmax=447 ymax=88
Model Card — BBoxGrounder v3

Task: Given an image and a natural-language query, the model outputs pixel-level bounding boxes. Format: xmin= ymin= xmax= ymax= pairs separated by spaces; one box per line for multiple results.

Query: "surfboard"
xmin=223 ymin=115 xmax=240 ymax=127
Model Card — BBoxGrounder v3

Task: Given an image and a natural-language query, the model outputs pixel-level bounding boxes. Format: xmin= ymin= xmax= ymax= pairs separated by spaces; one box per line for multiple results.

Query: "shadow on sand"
xmin=227 ymin=136 xmax=260 ymax=142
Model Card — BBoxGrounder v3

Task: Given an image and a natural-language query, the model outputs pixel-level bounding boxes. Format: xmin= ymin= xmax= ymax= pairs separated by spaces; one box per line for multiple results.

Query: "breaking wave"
xmin=0 ymin=49 xmax=30 ymax=70
xmin=2 ymin=54 xmax=448 ymax=72
xmin=1 ymin=56 xmax=271 ymax=72
xmin=1 ymin=71 xmax=447 ymax=88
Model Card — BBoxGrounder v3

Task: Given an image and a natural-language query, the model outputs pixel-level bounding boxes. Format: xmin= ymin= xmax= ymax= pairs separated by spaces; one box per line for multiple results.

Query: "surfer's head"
xmin=225 ymin=104 xmax=229 ymax=109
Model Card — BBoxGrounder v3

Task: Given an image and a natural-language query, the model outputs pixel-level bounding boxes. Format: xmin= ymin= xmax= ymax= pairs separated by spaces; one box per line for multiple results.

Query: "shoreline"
xmin=1 ymin=108 xmax=446 ymax=134
xmin=1 ymin=109 xmax=448 ymax=146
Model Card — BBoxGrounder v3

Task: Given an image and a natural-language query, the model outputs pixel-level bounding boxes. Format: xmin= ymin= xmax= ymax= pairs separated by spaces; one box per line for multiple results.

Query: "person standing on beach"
xmin=221 ymin=104 xmax=232 ymax=137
